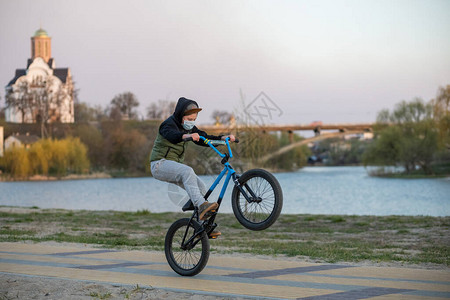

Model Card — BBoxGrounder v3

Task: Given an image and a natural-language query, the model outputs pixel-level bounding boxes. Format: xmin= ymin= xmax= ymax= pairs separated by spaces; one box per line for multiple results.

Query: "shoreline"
xmin=1 ymin=166 xmax=449 ymax=182
xmin=0 ymin=172 xmax=113 ymax=182
xmin=1 ymin=205 xmax=449 ymax=218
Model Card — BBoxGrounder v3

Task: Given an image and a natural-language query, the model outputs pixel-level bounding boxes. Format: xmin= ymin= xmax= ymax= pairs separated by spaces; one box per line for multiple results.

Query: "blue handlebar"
xmin=183 ymin=136 xmax=237 ymax=159
xmin=201 ymin=136 xmax=228 ymax=158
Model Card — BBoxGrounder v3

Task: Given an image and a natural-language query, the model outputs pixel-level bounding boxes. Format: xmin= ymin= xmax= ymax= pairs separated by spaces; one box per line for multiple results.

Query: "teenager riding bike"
xmin=150 ymin=97 xmax=236 ymax=235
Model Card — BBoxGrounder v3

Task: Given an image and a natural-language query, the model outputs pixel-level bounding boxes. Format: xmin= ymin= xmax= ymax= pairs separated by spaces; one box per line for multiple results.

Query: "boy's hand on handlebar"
xmin=182 ymin=133 xmax=200 ymax=142
xmin=189 ymin=133 xmax=200 ymax=142
xmin=222 ymin=135 xmax=236 ymax=142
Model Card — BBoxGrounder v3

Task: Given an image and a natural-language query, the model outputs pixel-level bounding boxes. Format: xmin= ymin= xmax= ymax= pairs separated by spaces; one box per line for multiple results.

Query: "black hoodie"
xmin=158 ymin=97 xmax=222 ymax=146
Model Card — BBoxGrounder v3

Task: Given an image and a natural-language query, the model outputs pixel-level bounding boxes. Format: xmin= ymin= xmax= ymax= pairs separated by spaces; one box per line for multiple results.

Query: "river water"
xmin=0 ymin=166 xmax=449 ymax=216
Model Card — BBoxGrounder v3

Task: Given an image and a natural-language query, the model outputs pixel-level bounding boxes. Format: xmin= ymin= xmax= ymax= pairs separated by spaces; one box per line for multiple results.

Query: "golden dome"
xmin=34 ymin=28 xmax=49 ymax=37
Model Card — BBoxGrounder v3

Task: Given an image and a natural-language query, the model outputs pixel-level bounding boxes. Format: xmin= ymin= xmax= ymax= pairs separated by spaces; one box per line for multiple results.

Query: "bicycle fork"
xmin=233 ymin=174 xmax=262 ymax=204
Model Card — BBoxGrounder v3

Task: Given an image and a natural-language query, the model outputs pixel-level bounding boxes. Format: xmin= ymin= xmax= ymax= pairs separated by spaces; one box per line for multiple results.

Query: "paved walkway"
xmin=0 ymin=242 xmax=449 ymax=299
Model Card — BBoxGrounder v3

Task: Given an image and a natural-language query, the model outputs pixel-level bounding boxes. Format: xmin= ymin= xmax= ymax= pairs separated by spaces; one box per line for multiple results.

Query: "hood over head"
xmin=173 ymin=97 xmax=202 ymax=124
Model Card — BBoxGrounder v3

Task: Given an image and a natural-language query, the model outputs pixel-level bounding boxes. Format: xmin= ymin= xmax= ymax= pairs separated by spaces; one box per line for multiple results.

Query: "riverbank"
xmin=2 ymin=163 xmax=450 ymax=182
xmin=0 ymin=172 xmax=113 ymax=182
xmin=1 ymin=206 xmax=448 ymax=269
xmin=365 ymin=163 xmax=450 ymax=179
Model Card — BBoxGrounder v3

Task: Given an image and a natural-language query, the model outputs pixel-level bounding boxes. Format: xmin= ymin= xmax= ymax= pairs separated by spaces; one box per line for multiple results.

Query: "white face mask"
xmin=182 ymin=120 xmax=195 ymax=130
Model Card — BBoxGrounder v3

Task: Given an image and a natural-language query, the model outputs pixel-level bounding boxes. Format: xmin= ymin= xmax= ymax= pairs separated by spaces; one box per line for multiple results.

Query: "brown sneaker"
xmin=198 ymin=201 xmax=218 ymax=220
xmin=209 ymin=229 xmax=221 ymax=239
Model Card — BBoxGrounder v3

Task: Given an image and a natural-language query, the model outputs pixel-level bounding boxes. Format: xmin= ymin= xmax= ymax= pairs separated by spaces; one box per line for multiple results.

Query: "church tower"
xmin=31 ymin=28 xmax=51 ymax=63
xmin=6 ymin=28 xmax=74 ymax=124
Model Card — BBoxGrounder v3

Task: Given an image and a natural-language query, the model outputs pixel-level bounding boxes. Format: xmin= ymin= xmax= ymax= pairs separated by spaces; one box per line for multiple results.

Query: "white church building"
xmin=5 ymin=28 xmax=74 ymax=123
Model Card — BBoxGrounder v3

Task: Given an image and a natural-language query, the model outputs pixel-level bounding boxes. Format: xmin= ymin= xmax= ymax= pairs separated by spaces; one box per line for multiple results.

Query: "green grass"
xmin=90 ymin=291 xmax=112 ymax=299
xmin=0 ymin=208 xmax=449 ymax=267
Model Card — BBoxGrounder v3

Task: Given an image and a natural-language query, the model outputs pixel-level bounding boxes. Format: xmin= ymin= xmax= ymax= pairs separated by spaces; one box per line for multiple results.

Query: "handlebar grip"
xmin=234 ymin=138 xmax=239 ymax=143
xmin=183 ymin=137 xmax=193 ymax=142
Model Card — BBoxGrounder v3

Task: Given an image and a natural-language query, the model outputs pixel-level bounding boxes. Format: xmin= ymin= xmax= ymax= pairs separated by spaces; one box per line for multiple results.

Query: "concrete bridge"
xmin=259 ymin=130 xmax=367 ymax=163
xmin=200 ymin=123 xmax=374 ymax=162
xmin=201 ymin=122 xmax=373 ymax=136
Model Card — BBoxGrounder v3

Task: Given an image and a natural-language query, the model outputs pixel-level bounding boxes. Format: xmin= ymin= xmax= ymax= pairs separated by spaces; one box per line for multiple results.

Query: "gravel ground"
xmin=0 ymin=273 xmax=249 ymax=300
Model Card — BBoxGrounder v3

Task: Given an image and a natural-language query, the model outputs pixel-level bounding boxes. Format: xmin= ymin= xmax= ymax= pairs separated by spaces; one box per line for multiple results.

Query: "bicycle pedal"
xmin=203 ymin=210 xmax=216 ymax=218
xmin=208 ymin=231 xmax=221 ymax=239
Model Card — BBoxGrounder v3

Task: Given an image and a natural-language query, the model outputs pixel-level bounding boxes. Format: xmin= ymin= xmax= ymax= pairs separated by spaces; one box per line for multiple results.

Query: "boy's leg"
xmin=197 ymin=175 xmax=208 ymax=197
xmin=151 ymin=159 xmax=207 ymax=207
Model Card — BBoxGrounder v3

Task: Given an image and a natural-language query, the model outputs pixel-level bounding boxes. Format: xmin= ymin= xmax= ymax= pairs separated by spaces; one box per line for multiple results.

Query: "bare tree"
xmin=5 ymin=80 xmax=33 ymax=122
xmin=110 ymin=92 xmax=139 ymax=120
xmin=5 ymin=76 xmax=65 ymax=137
xmin=0 ymin=95 xmax=4 ymax=121
xmin=211 ymin=110 xmax=232 ymax=125
xmin=146 ymin=99 xmax=176 ymax=120
xmin=30 ymin=76 xmax=65 ymax=137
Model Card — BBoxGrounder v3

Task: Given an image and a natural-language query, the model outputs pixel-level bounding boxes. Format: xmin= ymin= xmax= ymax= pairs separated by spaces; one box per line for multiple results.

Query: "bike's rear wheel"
xmin=164 ymin=218 xmax=209 ymax=276
xmin=232 ymin=169 xmax=283 ymax=231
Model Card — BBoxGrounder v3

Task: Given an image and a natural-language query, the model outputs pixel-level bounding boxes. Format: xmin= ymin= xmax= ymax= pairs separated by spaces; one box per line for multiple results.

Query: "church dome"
xmin=34 ymin=28 xmax=48 ymax=37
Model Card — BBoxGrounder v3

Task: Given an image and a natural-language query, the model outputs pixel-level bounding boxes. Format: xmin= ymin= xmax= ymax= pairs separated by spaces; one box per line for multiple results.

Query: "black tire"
xmin=231 ymin=169 xmax=283 ymax=231
xmin=164 ymin=218 xmax=209 ymax=276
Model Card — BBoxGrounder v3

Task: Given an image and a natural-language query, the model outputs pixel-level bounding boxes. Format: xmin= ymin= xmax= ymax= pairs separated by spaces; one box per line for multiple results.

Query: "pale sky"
xmin=1 ymin=0 xmax=449 ymax=125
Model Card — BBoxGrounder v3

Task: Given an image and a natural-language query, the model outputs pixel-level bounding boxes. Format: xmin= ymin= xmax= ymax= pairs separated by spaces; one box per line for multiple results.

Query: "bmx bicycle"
xmin=164 ymin=136 xmax=283 ymax=276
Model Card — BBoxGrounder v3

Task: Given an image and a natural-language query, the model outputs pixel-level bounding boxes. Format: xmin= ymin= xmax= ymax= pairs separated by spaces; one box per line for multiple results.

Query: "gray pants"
xmin=150 ymin=159 xmax=207 ymax=207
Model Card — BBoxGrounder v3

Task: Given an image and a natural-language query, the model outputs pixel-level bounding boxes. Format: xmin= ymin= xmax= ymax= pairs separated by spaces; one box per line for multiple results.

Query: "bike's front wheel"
xmin=231 ymin=169 xmax=283 ymax=231
xmin=164 ymin=218 xmax=209 ymax=276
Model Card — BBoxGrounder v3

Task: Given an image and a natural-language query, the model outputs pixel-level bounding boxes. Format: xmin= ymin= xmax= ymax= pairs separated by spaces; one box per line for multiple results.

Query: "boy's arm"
xmin=159 ymin=119 xmax=184 ymax=144
xmin=192 ymin=127 xmax=223 ymax=146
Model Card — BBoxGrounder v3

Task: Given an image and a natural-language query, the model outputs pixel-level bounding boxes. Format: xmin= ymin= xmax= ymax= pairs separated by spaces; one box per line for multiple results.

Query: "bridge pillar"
xmin=288 ymin=130 xmax=294 ymax=143
xmin=314 ymin=127 xmax=321 ymax=136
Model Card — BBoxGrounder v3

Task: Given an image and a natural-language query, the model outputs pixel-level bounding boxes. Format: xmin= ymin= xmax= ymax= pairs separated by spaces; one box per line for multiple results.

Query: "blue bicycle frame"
xmin=199 ymin=136 xmax=237 ymax=208
xmin=180 ymin=135 xmax=260 ymax=248
xmin=182 ymin=135 xmax=256 ymax=219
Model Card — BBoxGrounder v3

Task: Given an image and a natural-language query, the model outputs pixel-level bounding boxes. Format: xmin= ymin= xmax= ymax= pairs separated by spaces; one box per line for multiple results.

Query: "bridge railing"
xmin=199 ymin=123 xmax=374 ymax=135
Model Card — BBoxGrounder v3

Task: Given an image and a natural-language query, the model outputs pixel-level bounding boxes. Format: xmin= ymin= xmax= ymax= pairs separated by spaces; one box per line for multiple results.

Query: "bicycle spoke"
xmin=238 ymin=175 xmax=277 ymax=224
xmin=171 ymin=224 xmax=202 ymax=270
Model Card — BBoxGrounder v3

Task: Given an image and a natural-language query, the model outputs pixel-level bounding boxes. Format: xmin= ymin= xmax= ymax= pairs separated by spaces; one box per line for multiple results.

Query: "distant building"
xmin=5 ymin=28 xmax=74 ymax=123
xmin=343 ymin=132 xmax=374 ymax=140
xmin=4 ymin=133 xmax=40 ymax=150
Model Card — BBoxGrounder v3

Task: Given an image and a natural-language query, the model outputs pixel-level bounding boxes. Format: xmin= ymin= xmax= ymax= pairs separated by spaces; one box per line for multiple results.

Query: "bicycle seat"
xmin=182 ymin=200 xmax=195 ymax=211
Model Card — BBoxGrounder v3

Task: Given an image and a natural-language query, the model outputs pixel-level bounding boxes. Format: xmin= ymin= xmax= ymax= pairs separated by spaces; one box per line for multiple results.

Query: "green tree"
xmin=363 ymin=98 xmax=439 ymax=174
xmin=326 ymin=138 xmax=368 ymax=166
xmin=28 ymin=141 xmax=49 ymax=175
xmin=105 ymin=126 xmax=148 ymax=172
xmin=1 ymin=138 xmax=91 ymax=179
xmin=362 ymin=126 xmax=402 ymax=167
xmin=66 ymin=137 xmax=90 ymax=174
xmin=73 ymin=124 xmax=105 ymax=169
xmin=272 ymin=132 xmax=310 ymax=170
xmin=432 ymin=85 xmax=450 ymax=151
xmin=74 ymin=101 xmax=103 ymax=122
xmin=2 ymin=147 xmax=31 ymax=178
xmin=47 ymin=139 xmax=69 ymax=177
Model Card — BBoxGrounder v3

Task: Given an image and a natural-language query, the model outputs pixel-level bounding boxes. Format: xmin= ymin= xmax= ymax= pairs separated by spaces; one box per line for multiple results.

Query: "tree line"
xmin=1 ymin=137 xmax=89 ymax=179
xmin=1 ymin=85 xmax=449 ymax=179
xmin=363 ymin=85 xmax=449 ymax=175
xmin=0 ymin=96 xmax=310 ymax=179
